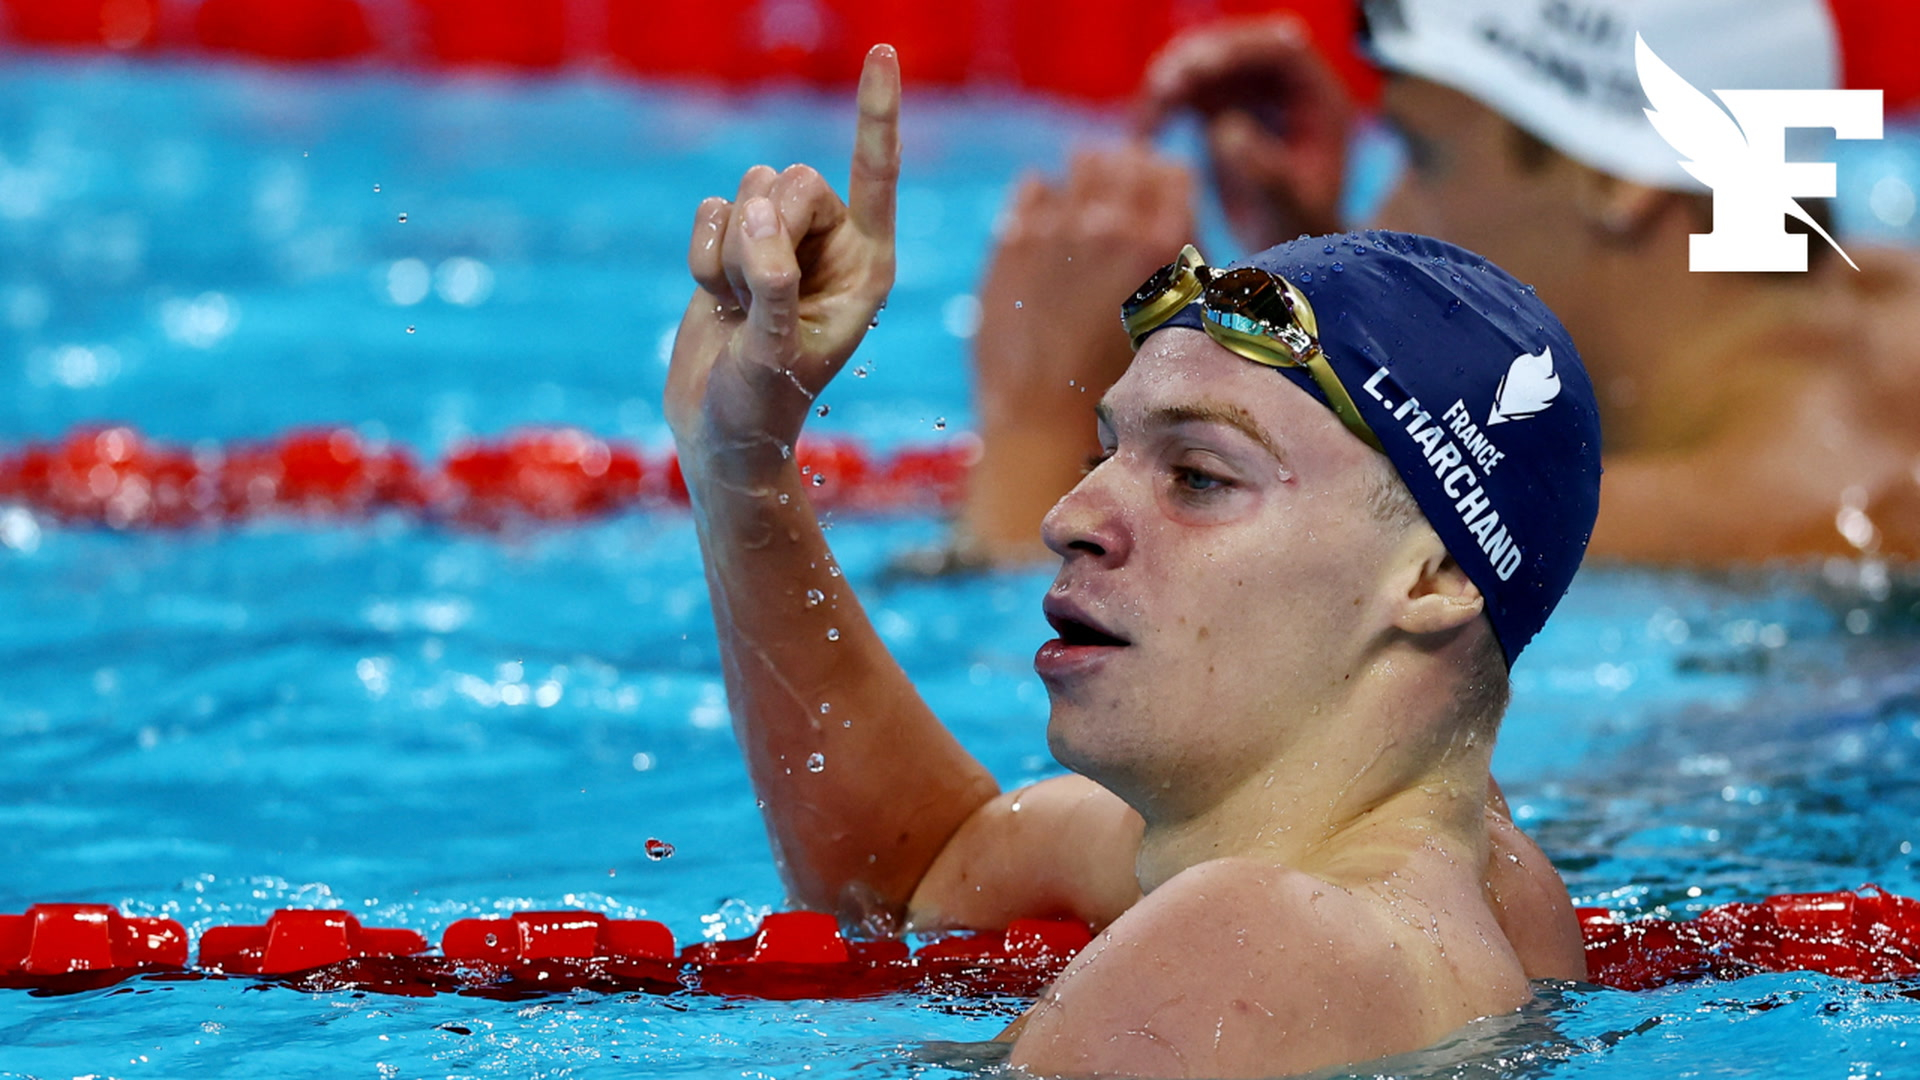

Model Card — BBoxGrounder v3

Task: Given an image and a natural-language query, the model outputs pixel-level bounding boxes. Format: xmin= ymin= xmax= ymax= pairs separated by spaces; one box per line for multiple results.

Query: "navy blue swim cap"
xmin=1142 ymin=230 xmax=1601 ymax=662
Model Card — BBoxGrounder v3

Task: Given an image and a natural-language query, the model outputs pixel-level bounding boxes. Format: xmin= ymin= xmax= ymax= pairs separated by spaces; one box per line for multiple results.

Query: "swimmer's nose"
xmin=1041 ymin=472 xmax=1131 ymax=567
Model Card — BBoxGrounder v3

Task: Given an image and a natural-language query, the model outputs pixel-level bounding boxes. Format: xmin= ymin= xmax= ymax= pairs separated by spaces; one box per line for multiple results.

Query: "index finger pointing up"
xmin=848 ymin=44 xmax=901 ymax=243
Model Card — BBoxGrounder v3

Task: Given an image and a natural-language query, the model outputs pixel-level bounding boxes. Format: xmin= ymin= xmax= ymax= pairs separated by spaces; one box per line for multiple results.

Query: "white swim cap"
xmin=1360 ymin=0 xmax=1843 ymax=190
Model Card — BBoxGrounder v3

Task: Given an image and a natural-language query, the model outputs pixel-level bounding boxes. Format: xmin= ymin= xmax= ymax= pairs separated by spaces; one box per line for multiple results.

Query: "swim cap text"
xmin=1362 ymin=369 xmax=1524 ymax=581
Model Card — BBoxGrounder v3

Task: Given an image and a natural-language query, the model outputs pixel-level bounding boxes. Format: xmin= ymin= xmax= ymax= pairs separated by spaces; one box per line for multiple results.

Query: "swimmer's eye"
xmin=1172 ymin=466 xmax=1228 ymax=495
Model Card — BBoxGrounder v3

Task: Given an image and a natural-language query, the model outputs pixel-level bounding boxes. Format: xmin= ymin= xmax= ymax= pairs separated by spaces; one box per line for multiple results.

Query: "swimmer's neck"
xmin=1130 ymin=739 xmax=1494 ymax=897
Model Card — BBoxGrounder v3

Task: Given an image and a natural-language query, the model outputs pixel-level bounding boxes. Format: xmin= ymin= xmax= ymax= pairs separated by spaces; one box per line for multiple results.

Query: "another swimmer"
xmin=666 ymin=46 xmax=1599 ymax=1078
xmin=960 ymin=0 xmax=1920 ymax=566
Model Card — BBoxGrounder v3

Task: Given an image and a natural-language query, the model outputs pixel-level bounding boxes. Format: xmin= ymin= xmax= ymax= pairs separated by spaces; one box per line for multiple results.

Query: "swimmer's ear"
xmin=1573 ymin=168 xmax=1670 ymax=243
xmin=1389 ymin=530 xmax=1484 ymax=637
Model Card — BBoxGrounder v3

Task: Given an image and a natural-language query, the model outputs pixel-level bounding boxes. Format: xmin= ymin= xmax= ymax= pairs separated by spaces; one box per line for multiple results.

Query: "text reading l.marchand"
xmin=1362 ymin=368 xmax=1524 ymax=580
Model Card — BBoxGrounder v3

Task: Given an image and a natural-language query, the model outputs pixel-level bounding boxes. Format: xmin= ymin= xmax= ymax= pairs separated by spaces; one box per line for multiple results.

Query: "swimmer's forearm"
xmin=683 ymin=450 xmax=1001 ymax=925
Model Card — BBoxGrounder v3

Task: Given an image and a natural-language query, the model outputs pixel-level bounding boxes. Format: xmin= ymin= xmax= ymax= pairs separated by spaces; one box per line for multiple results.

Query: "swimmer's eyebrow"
xmin=1151 ymin=404 xmax=1285 ymax=464
xmin=1096 ymin=400 xmax=1287 ymax=465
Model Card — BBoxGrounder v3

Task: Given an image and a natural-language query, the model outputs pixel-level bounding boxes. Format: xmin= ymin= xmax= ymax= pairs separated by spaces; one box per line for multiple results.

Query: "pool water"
xmin=5 ymin=58 xmax=1920 ymax=1080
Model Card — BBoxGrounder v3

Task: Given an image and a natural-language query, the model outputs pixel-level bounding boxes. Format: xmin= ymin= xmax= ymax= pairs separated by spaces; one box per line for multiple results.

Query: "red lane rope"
xmin=0 ymin=904 xmax=1088 ymax=1000
xmin=1578 ymin=885 xmax=1920 ymax=991
xmin=0 ymin=0 xmax=1387 ymax=107
xmin=0 ymin=425 xmax=977 ymax=528
xmin=7 ymin=887 xmax=1920 ymax=998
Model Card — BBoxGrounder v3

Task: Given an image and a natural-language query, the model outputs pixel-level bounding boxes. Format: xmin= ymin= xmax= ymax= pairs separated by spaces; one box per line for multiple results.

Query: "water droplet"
xmin=818 ymin=701 xmax=831 ymax=714
xmin=815 ymin=404 xmax=830 ymax=417
xmin=1014 ymin=300 xmax=1023 ymax=309
xmin=827 ymin=565 xmax=841 ymax=578
xmin=778 ymin=492 xmax=790 ymax=504
xmin=854 ymin=367 xmax=868 ymax=378
xmin=645 ymin=838 xmax=675 ymax=860
xmin=805 ymin=588 xmax=825 ymax=607
xmin=405 ymin=325 xmax=416 ymax=335
xmin=1322 ymin=245 xmax=1335 ymax=255
xmin=1331 ymin=263 xmax=1344 ymax=273
xmin=372 ymin=184 xmax=381 ymax=193
xmin=933 ymin=417 xmax=946 ymax=431
xmin=1299 ymin=272 xmax=1313 ymax=283
xmin=868 ymin=312 xmax=882 ymax=329
xmin=811 ymin=473 xmax=825 ymax=486
xmin=805 ymin=752 xmax=825 ymax=773
xmin=826 ymin=627 xmax=840 ymax=641
xmin=484 ymin=932 xmax=498 ymax=947
xmin=397 ymin=212 xmax=408 ymax=224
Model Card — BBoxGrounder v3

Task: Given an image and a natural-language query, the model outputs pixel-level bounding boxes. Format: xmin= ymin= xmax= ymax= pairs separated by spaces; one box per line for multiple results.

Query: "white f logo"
xmin=1637 ymin=34 xmax=1882 ymax=273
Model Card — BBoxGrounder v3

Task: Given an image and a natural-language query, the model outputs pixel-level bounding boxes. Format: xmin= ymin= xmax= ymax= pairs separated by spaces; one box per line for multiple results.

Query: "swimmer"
xmin=960 ymin=0 xmax=1920 ymax=566
xmin=667 ymin=45 xmax=1601 ymax=1077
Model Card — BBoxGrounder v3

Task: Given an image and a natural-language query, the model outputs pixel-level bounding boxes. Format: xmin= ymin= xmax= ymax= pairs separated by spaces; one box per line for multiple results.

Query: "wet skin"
xmin=668 ymin=48 xmax=1580 ymax=1079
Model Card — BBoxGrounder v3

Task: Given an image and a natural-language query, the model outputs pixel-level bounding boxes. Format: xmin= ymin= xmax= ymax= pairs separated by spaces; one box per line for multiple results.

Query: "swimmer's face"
xmin=1372 ymin=75 xmax=1586 ymax=310
xmin=1036 ymin=328 xmax=1412 ymax=819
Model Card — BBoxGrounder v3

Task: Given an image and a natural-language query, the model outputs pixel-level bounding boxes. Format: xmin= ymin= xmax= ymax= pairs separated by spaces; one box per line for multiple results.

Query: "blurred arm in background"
xmin=943 ymin=14 xmax=1352 ymax=570
xmin=952 ymin=146 xmax=1196 ymax=565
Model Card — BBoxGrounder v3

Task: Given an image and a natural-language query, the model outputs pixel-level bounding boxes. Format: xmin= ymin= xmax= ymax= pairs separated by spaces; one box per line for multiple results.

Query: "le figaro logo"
xmin=1637 ymin=34 xmax=1882 ymax=273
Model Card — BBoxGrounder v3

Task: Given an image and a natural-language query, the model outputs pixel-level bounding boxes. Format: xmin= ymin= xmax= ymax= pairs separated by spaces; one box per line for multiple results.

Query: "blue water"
xmin=4 ymin=57 xmax=1920 ymax=1080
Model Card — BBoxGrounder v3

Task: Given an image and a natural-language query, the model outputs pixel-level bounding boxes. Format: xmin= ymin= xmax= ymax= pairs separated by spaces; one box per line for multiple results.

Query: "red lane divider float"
xmin=0 ymin=903 xmax=1085 ymax=1000
xmin=13 ymin=0 xmax=1920 ymax=116
xmin=0 ymin=904 xmax=187 ymax=988
xmin=11 ymin=888 xmax=1920 ymax=998
xmin=1580 ymin=886 xmax=1920 ymax=991
xmin=0 ymin=0 xmax=1391 ymax=109
xmin=198 ymin=909 xmax=427 ymax=975
xmin=0 ymin=425 xmax=977 ymax=529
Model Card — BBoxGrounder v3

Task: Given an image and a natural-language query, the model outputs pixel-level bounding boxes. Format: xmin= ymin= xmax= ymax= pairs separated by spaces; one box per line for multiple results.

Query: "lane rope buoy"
xmin=0 ymin=425 xmax=978 ymax=529
xmin=6 ymin=887 xmax=1920 ymax=998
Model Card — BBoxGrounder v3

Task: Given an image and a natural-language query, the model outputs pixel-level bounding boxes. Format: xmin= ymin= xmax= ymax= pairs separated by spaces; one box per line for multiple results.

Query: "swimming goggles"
xmin=1121 ymin=244 xmax=1382 ymax=453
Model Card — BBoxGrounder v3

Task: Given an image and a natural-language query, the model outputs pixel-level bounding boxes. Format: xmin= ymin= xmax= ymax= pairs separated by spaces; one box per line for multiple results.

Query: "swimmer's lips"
xmin=1035 ymin=601 xmax=1130 ymax=679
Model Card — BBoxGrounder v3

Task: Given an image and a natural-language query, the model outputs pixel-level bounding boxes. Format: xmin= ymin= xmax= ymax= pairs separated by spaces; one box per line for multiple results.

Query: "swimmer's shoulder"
xmin=909 ymin=774 xmax=1143 ymax=934
xmin=1484 ymin=806 xmax=1588 ymax=981
xmin=1008 ymin=857 xmax=1506 ymax=1078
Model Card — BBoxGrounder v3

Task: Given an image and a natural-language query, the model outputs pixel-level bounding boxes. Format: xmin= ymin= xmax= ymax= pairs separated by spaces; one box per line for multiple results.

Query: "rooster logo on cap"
xmin=1487 ymin=347 xmax=1561 ymax=426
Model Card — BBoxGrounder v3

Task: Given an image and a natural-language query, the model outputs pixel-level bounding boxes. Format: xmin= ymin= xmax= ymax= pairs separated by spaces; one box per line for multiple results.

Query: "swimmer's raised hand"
xmin=666 ymin=45 xmax=900 ymax=466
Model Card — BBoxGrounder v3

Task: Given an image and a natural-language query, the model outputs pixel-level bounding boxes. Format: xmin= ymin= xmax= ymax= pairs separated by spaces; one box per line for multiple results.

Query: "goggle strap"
xmin=1202 ymin=322 xmax=1386 ymax=454
xmin=1302 ymin=352 xmax=1385 ymax=454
